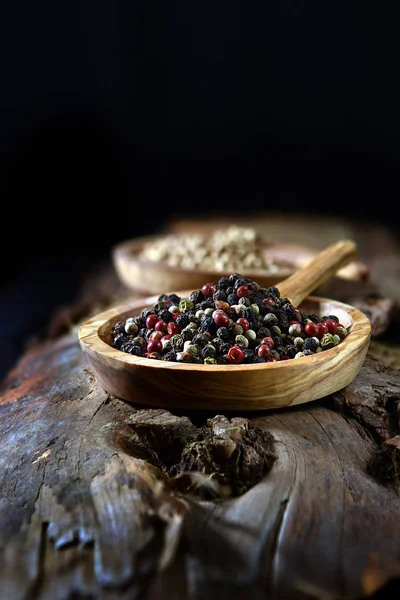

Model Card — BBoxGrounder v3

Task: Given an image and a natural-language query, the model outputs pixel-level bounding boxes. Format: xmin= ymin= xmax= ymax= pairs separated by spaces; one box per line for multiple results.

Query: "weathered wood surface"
xmin=1 ymin=325 xmax=400 ymax=600
xmin=1 ymin=214 xmax=400 ymax=600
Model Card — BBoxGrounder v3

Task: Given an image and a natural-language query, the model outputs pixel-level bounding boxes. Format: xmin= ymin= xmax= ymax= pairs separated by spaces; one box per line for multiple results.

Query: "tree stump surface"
xmin=1 ymin=214 xmax=400 ymax=600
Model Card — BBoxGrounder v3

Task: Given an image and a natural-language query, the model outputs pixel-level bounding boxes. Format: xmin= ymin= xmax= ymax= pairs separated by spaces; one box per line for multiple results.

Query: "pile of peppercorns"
xmin=111 ymin=274 xmax=349 ymax=364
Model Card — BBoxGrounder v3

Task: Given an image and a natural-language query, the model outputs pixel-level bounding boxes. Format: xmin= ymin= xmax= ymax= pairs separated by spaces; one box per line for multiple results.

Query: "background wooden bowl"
xmin=112 ymin=235 xmax=369 ymax=297
xmin=78 ymin=292 xmax=371 ymax=411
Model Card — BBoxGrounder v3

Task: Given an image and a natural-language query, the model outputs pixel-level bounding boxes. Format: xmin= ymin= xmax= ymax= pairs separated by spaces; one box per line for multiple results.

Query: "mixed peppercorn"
xmin=111 ymin=273 xmax=349 ymax=364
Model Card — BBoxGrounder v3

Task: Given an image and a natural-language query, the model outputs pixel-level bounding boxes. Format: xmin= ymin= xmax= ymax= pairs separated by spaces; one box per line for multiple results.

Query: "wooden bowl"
xmin=112 ymin=235 xmax=369 ymax=296
xmin=78 ymin=292 xmax=371 ymax=411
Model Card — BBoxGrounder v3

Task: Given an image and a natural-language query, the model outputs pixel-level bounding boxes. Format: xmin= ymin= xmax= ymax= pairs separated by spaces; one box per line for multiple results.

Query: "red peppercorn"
xmin=161 ymin=334 xmax=172 ymax=341
xmin=213 ymin=310 xmax=230 ymax=327
xmin=236 ymin=285 xmax=249 ymax=298
xmin=172 ymin=312 xmax=181 ymax=321
xmin=147 ymin=339 xmax=162 ymax=354
xmin=147 ymin=352 xmax=161 ymax=360
xmin=316 ymin=322 xmax=329 ymax=339
xmin=281 ymin=355 xmax=290 ymax=360
xmin=201 ymin=283 xmax=216 ymax=297
xmin=149 ymin=330 xmax=163 ymax=341
xmin=261 ymin=336 xmax=274 ymax=348
xmin=146 ymin=314 xmax=159 ymax=329
xmin=167 ymin=321 xmax=181 ymax=335
xmin=227 ymin=345 xmax=245 ymax=364
xmin=304 ymin=322 xmax=319 ymax=337
xmin=268 ymin=357 xmax=278 ymax=362
xmin=257 ymin=344 xmax=272 ymax=358
xmin=154 ymin=320 xmax=168 ymax=333
xmin=236 ymin=317 xmax=250 ymax=332
xmin=324 ymin=318 xmax=338 ymax=334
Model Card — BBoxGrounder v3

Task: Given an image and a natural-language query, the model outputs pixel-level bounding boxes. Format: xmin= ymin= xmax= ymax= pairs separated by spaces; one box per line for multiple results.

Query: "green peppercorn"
xmin=250 ymin=303 xmax=260 ymax=315
xmin=176 ymin=351 xmax=193 ymax=362
xmin=204 ymin=307 xmax=214 ymax=315
xmin=321 ymin=333 xmax=336 ymax=350
xmin=293 ymin=336 xmax=304 ymax=347
xmin=162 ymin=338 xmax=172 ymax=351
xmin=333 ymin=334 xmax=341 ymax=346
xmin=171 ymin=334 xmax=183 ymax=347
xmin=179 ymin=298 xmax=194 ymax=312
xmin=289 ymin=323 xmax=302 ymax=337
xmin=316 ymin=347 xmax=322 ymax=353
xmin=124 ymin=318 xmax=139 ymax=335
xmin=271 ymin=325 xmax=282 ymax=336
xmin=196 ymin=309 xmax=205 ymax=319
xmin=272 ymin=350 xmax=280 ymax=360
xmin=235 ymin=334 xmax=249 ymax=348
xmin=169 ymin=305 xmax=180 ymax=314
xmin=187 ymin=322 xmax=198 ymax=331
xmin=294 ymin=352 xmax=306 ymax=359
xmin=264 ymin=313 xmax=278 ymax=326
xmin=234 ymin=304 xmax=246 ymax=315
xmin=204 ymin=357 xmax=217 ymax=364
xmin=336 ymin=326 xmax=348 ymax=339
xmin=312 ymin=336 xmax=320 ymax=346
xmin=184 ymin=343 xmax=199 ymax=357
xmin=245 ymin=329 xmax=256 ymax=341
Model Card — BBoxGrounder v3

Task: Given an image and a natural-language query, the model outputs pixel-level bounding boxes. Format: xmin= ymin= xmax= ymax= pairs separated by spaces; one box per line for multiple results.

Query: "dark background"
xmin=1 ymin=2 xmax=400 ymax=378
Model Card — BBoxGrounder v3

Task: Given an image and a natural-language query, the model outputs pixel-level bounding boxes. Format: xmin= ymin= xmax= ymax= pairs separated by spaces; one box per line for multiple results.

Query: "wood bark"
xmin=1 ymin=326 xmax=400 ymax=600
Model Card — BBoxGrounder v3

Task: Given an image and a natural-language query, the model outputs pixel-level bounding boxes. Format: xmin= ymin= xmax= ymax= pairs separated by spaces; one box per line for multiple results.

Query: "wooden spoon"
xmin=78 ymin=240 xmax=371 ymax=410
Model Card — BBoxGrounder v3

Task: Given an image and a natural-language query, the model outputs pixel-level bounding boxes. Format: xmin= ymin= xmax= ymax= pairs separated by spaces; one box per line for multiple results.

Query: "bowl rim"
xmin=78 ymin=293 xmax=372 ymax=373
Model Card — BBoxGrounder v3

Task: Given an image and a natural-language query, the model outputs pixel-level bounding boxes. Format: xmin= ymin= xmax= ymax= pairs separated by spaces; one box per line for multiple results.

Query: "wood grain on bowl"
xmin=78 ymin=294 xmax=371 ymax=411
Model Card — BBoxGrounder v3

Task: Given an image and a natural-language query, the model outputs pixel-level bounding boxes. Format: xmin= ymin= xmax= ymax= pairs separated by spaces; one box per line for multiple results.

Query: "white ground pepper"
xmin=138 ymin=226 xmax=291 ymax=273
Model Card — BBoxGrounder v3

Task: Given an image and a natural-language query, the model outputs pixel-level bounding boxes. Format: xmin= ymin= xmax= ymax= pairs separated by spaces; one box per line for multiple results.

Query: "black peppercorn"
xmin=243 ymin=307 xmax=256 ymax=323
xmin=200 ymin=314 xmax=215 ymax=333
xmin=219 ymin=342 xmax=232 ymax=355
xmin=113 ymin=320 xmax=126 ymax=333
xmin=162 ymin=350 xmax=177 ymax=361
xmin=248 ymin=281 xmax=260 ymax=292
xmin=267 ymin=286 xmax=280 ymax=298
xmin=218 ymin=276 xmax=230 ymax=289
xmin=285 ymin=344 xmax=298 ymax=358
xmin=303 ymin=338 xmax=319 ymax=352
xmin=157 ymin=308 xmax=172 ymax=323
xmin=189 ymin=289 xmax=204 ymax=304
xmin=200 ymin=300 xmax=213 ymax=310
xmin=202 ymin=345 xmax=216 ymax=359
xmin=129 ymin=345 xmax=143 ymax=357
xmin=213 ymin=289 xmax=227 ymax=302
xmin=243 ymin=349 xmax=255 ymax=363
xmin=321 ymin=314 xmax=339 ymax=323
xmin=113 ymin=333 xmax=129 ymax=349
xmin=257 ymin=326 xmax=271 ymax=339
xmin=227 ymin=293 xmax=239 ymax=305
xmin=216 ymin=326 xmax=230 ymax=341
xmin=192 ymin=332 xmax=209 ymax=347
xmin=176 ymin=314 xmax=190 ymax=329
xmin=168 ymin=294 xmax=181 ymax=305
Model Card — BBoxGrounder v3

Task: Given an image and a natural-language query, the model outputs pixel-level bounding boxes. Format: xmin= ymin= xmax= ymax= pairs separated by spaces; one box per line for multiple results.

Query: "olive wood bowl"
xmin=80 ymin=241 xmax=371 ymax=411
xmin=112 ymin=235 xmax=369 ymax=296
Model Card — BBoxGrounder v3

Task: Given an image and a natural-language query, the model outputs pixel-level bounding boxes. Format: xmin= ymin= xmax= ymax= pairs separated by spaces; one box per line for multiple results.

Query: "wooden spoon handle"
xmin=276 ymin=240 xmax=357 ymax=307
